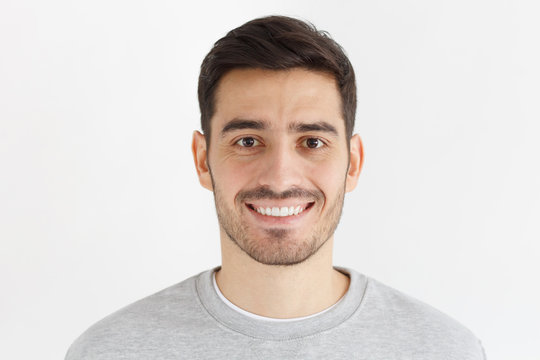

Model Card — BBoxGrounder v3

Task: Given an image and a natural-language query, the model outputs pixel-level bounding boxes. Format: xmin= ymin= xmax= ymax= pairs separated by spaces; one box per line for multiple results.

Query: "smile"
xmin=246 ymin=202 xmax=314 ymax=217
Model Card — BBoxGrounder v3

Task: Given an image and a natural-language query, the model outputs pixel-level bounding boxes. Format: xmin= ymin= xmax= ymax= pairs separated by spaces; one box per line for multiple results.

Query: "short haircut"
xmin=198 ymin=15 xmax=357 ymax=145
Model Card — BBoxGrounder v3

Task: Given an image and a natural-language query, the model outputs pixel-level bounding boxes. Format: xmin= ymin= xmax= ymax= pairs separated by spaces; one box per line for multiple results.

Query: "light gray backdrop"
xmin=1 ymin=0 xmax=539 ymax=359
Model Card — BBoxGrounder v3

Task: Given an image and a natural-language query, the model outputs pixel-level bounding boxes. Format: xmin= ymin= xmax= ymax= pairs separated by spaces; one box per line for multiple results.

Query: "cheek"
xmin=306 ymin=157 xmax=348 ymax=190
xmin=211 ymin=162 xmax=252 ymax=199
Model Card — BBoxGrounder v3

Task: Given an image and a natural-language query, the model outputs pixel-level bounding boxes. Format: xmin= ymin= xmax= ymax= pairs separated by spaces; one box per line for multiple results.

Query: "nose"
xmin=255 ymin=141 xmax=304 ymax=193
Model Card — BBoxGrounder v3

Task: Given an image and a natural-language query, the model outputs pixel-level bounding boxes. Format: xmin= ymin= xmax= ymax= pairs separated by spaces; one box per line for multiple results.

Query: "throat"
xmin=214 ymin=264 xmax=348 ymax=319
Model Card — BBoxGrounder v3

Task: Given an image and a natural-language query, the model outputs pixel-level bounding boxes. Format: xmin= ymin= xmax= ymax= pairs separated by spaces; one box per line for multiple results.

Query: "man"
xmin=66 ymin=16 xmax=485 ymax=359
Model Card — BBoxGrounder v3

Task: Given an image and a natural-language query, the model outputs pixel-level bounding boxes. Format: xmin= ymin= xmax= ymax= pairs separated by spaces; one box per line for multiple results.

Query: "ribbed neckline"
xmin=195 ymin=265 xmax=368 ymax=340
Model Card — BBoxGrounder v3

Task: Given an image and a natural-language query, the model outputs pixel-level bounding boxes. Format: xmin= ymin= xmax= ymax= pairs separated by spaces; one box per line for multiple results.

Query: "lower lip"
xmin=245 ymin=203 xmax=313 ymax=226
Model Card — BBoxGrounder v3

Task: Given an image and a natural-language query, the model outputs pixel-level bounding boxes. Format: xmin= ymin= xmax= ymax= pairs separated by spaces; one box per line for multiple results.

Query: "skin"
xmin=192 ymin=68 xmax=363 ymax=318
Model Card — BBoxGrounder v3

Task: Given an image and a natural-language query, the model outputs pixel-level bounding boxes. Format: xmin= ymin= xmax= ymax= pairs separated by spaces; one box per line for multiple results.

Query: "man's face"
xmin=195 ymin=68 xmax=361 ymax=266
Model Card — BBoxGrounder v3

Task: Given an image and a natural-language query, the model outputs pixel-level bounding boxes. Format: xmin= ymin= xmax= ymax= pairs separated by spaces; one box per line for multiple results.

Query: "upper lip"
xmin=246 ymin=201 xmax=313 ymax=209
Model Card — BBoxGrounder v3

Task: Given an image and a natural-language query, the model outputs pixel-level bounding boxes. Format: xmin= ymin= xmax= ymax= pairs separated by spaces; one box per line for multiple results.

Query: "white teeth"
xmin=255 ymin=205 xmax=308 ymax=217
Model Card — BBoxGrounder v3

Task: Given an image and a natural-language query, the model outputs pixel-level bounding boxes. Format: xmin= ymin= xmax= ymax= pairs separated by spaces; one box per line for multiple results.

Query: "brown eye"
xmin=303 ymin=137 xmax=324 ymax=149
xmin=236 ymin=137 xmax=260 ymax=147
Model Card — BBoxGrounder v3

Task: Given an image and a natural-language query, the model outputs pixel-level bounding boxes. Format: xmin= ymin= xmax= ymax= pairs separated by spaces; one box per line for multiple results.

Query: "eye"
xmin=236 ymin=137 xmax=260 ymax=147
xmin=302 ymin=137 xmax=325 ymax=149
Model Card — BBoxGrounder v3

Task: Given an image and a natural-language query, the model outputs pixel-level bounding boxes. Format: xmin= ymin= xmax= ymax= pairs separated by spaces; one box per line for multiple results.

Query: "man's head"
xmin=198 ymin=15 xmax=357 ymax=147
xmin=192 ymin=16 xmax=363 ymax=267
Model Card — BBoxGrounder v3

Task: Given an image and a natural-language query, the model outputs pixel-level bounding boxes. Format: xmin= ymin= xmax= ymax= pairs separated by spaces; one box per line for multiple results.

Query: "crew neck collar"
xmin=195 ymin=265 xmax=367 ymax=340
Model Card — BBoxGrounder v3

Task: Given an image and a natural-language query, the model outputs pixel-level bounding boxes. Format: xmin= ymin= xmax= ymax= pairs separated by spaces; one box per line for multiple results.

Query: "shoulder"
xmin=360 ymin=277 xmax=485 ymax=359
xmin=65 ymin=271 xmax=207 ymax=360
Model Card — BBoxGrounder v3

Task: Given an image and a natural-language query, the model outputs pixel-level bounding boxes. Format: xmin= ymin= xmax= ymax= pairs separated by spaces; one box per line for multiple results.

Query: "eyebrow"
xmin=220 ymin=119 xmax=268 ymax=137
xmin=288 ymin=121 xmax=338 ymax=136
xmin=220 ymin=118 xmax=338 ymax=137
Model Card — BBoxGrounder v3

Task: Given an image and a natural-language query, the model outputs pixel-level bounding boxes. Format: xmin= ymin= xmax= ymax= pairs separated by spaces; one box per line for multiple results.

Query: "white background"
xmin=1 ymin=0 xmax=539 ymax=359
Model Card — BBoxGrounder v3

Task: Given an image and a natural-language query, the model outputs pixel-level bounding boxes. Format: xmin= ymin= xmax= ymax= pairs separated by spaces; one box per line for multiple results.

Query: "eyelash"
xmin=234 ymin=136 xmax=327 ymax=150
xmin=300 ymin=137 xmax=325 ymax=149
xmin=235 ymin=137 xmax=262 ymax=148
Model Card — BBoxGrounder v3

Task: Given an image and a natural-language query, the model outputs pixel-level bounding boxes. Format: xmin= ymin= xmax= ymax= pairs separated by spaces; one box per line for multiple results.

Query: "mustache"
xmin=237 ymin=186 xmax=323 ymax=203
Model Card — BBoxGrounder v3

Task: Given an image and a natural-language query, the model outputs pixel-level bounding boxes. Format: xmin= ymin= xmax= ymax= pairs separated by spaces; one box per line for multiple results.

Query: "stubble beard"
xmin=210 ymin=173 xmax=346 ymax=267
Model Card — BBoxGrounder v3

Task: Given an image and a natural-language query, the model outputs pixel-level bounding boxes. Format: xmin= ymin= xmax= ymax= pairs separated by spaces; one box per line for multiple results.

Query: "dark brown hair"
xmin=198 ymin=15 xmax=356 ymax=144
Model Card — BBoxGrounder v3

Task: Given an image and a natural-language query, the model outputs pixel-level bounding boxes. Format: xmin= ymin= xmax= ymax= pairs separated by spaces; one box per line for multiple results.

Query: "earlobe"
xmin=191 ymin=131 xmax=213 ymax=191
xmin=345 ymin=134 xmax=364 ymax=192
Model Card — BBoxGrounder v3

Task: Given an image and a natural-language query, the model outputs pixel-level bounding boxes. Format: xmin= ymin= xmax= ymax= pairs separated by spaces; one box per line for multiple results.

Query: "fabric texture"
xmin=66 ymin=266 xmax=486 ymax=359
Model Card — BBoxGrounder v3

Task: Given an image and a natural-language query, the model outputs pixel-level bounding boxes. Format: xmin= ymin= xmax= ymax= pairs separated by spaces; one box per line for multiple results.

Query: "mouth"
xmin=245 ymin=202 xmax=315 ymax=217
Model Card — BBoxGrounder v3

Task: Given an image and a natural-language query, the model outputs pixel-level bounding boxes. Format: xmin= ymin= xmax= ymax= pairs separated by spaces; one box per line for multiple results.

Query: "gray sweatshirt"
xmin=66 ymin=266 xmax=486 ymax=359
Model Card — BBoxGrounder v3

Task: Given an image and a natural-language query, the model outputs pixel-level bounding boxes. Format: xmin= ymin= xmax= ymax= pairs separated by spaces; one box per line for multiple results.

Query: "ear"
xmin=192 ymin=131 xmax=213 ymax=191
xmin=345 ymin=134 xmax=364 ymax=192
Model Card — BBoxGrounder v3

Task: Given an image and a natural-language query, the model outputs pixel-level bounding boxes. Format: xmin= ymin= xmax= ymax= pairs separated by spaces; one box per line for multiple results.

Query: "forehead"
xmin=212 ymin=68 xmax=344 ymax=134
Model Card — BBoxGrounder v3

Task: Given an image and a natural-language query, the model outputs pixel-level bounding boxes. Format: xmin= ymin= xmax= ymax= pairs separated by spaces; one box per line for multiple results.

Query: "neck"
xmin=215 ymin=233 xmax=350 ymax=319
